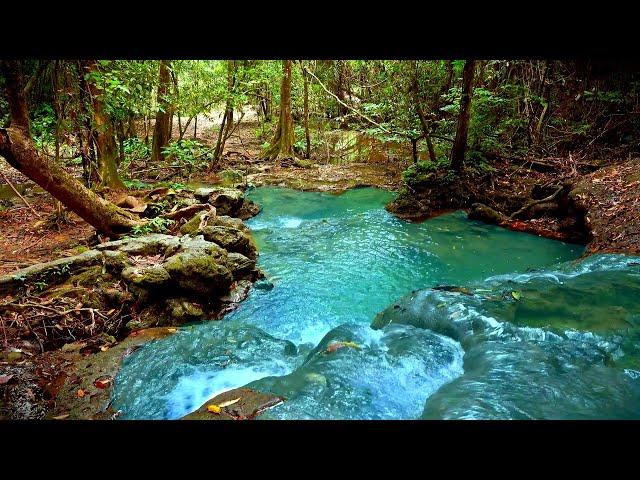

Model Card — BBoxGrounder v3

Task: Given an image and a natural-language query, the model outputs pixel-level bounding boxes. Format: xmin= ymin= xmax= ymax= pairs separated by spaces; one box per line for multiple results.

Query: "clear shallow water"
xmin=112 ymin=187 xmax=639 ymax=419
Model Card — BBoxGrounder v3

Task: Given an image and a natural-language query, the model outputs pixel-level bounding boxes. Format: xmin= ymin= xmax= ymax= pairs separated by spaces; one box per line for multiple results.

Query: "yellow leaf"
xmin=218 ymin=398 xmax=240 ymax=408
xmin=106 ymin=309 xmax=116 ymax=316
xmin=100 ymin=346 xmax=109 ymax=352
xmin=167 ymin=328 xmax=177 ymax=333
xmin=207 ymin=404 xmax=221 ymax=414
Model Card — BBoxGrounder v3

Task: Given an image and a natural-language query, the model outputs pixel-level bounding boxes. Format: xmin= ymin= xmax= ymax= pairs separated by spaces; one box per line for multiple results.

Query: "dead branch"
xmin=0 ymin=171 xmax=40 ymax=217
xmin=508 ymin=185 xmax=564 ymax=220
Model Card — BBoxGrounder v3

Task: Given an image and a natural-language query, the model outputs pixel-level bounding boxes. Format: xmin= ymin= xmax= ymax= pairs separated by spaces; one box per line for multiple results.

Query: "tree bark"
xmin=82 ymin=60 xmax=125 ymax=190
xmin=263 ymin=60 xmax=295 ymax=163
xmin=151 ymin=60 xmax=172 ymax=163
xmin=0 ymin=60 xmax=141 ymax=235
xmin=212 ymin=61 xmax=237 ymax=165
xmin=303 ymin=62 xmax=311 ymax=159
xmin=450 ymin=59 xmax=476 ymax=171
xmin=410 ymin=61 xmax=437 ymax=163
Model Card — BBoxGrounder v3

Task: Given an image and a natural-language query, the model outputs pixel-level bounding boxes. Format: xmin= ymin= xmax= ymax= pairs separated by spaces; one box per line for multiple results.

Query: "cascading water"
xmin=112 ymin=187 xmax=640 ymax=419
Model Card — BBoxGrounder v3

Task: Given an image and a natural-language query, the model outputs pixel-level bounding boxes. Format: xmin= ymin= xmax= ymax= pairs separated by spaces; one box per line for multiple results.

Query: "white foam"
xmin=163 ymin=365 xmax=288 ymax=419
xmin=281 ymin=217 xmax=303 ymax=229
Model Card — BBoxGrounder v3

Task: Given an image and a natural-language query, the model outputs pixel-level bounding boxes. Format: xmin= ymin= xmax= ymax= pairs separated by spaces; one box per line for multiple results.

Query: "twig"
xmin=303 ymin=66 xmax=390 ymax=133
xmin=508 ymin=185 xmax=564 ymax=220
xmin=0 ymin=171 xmax=40 ymax=217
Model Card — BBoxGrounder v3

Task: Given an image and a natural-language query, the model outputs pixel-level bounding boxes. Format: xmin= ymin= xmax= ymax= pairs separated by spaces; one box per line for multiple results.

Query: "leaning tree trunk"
xmin=0 ymin=60 xmax=141 ymax=236
xmin=263 ymin=60 xmax=295 ymax=163
xmin=151 ymin=60 xmax=172 ymax=163
xmin=450 ymin=59 xmax=476 ymax=172
xmin=82 ymin=60 xmax=125 ymax=190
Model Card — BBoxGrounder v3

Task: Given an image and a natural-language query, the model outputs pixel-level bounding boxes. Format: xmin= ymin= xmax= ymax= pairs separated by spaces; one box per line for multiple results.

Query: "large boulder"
xmin=207 ymin=187 xmax=245 ymax=216
xmin=181 ymin=212 xmax=257 ymax=259
xmin=162 ymin=239 xmax=234 ymax=295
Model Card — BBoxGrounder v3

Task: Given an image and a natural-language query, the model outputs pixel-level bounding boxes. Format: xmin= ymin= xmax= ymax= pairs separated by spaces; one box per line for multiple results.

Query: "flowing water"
xmin=112 ymin=187 xmax=640 ymax=419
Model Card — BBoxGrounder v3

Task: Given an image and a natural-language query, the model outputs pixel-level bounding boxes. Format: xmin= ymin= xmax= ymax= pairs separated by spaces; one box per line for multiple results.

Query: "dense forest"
xmin=1 ymin=59 xmax=640 ymax=420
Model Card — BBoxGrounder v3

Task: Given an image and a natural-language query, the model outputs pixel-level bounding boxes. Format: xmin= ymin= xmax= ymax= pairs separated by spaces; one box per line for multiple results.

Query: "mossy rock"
xmin=165 ymin=298 xmax=205 ymax=322
xmin=201 ymin=225 xmax=256 ymax=259
xmin=208 ymin=188 xmax=244 ymax=216
xmin=293 ymin=159 xmax=313 ymax=169
xmin=218 ymin=169 xmax=245 ymax=187
xmin=162 ymin=245 xmax=234 ymax=295
xmin=121 ymin=264 xmax=171 ymax=289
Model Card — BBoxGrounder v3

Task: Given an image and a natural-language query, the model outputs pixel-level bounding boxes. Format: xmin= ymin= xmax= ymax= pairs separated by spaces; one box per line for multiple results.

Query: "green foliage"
xmin=161 ymin=139 xmax=211 ymax=170
xmin=122 ymin=137 xmax=151 ymax=170
xmin=131 ymin=217 xmax=174 ymax=236
xmin=30 ymin=103 xmax=56 ymax=149
xmin=123 ymin=179 xmax=149 ymax=190
xmin=402 ymin=158 xmax=451 ymax=187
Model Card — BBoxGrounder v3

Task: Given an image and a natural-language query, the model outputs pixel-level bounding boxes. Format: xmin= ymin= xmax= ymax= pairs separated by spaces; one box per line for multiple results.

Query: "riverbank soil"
xmin=387 ymin=155 xmax=640 ymax=255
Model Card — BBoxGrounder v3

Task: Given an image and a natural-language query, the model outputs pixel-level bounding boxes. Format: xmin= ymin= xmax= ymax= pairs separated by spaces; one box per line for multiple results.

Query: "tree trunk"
xmin=410 ymin=61 xmax=437 ymax=163
xmin=151 ymin=60 xmax=172 ymax=163
xmin=334 ymin=60 xmax=349 ymax=123
xmin=303 ymin=62 xmax=311 ymax=159
xmin=0 ymin=60 xmax=141 ymax=236
xmin=82 ymin=60 xmax=125 ymax=190
xmin=263 ymin=60 xmax=295 ymax=163
xmin=212 ymin=61 xmax=237 ymax=165
xmin=411 ymin=137 xmax=418 ymax=163
xmin=450 ymin=59 xmax=476 ymax=171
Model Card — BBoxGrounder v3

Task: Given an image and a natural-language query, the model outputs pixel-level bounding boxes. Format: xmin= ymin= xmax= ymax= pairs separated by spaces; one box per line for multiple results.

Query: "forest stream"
xmin=107 ymin=187 xmax=640 ymax=420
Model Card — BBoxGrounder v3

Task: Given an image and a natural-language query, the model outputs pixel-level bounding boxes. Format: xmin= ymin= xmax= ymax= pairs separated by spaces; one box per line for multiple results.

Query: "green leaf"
xmin=511 ymin=291 xmax=522 ymax=301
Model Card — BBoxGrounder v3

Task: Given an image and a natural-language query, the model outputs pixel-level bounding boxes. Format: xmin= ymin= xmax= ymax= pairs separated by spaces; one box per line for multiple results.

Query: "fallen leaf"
xmin=167 ymin=328 xmax=177 ymax=333
xmin=0 ymin=374 xmax=14 ymax=385
xmin=53 ymin=414 xmax=70 ymax=420
xmin=93 ymin=376 xmax=113 ymax=389
xmin=207 ymin=404 xmax=222 ymax=414
xmin=218 ymin=398 xmax=241 ymax=408
xmin=326 ymin=341 xmax=361 ymax=354
xmin=77 ymin=389 xmax=86 ymax=398
xmin=511 ymin=291 xmax=522 ymax=301
xmin=100 ymin=346 xmax=109 ymax=352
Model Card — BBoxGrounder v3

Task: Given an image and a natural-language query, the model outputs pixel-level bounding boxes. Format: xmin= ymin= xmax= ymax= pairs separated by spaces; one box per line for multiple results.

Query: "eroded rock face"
xmin=180 ymin=212 xmax=257 ymax=259
xmin=0 ymin=233 xmax=260 ymax=330
xmin=193 ymin=186 xmax=261 ymax=218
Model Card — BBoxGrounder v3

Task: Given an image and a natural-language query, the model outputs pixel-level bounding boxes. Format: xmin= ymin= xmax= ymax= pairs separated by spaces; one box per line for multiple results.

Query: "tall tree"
xmin=82 ymin=60 xmax=125 ymax=190
xmin=0 ymin=60 xmax=140 ymax=235
xmin=212 ymin=60 xmax=237 ymax=164
xmin=410 ymin=60 xmax=437 ymax=163
xmin=450 ymin=60 xmax=476 ymax=171
xmin=151 ymin=60 xmax=172 ymax=163
xmin=302 ymin=60 xmax=311 ymax=159
xmin=263 ymin=60 xmax=295 ymax=163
